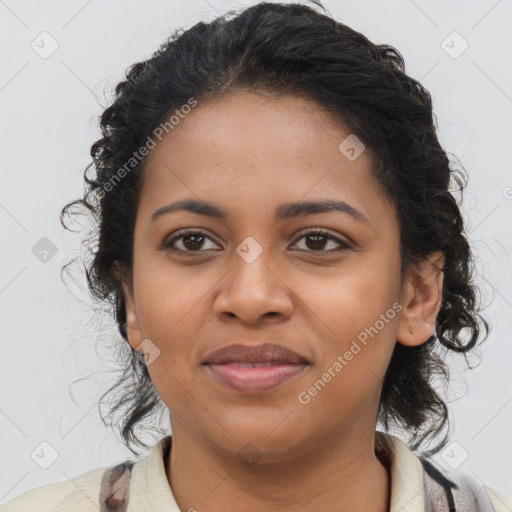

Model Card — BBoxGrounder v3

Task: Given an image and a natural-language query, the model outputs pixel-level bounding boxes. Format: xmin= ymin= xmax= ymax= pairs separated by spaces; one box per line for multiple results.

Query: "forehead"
xmin=138 ymin=90 xmax=395 ymax=227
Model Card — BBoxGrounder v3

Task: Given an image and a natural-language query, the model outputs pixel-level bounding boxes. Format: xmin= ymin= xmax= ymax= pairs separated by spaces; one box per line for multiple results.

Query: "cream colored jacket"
xmin=1 ymin=432 xmax=511 ymax=511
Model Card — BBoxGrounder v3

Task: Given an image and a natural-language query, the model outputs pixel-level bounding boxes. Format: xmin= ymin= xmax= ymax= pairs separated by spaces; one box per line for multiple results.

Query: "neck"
xmin=166 ymin=424 xmax=391 ymax=512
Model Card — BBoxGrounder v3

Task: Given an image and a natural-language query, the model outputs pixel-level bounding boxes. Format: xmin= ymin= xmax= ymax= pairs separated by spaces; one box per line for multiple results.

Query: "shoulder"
xmin=484 ymin=485 xmax=512 ymax=512
xmin=375 ymin=431 xmax=512 ymax=512
xmin=0 ymin=459 xmax=138 ymax=512
xmin=0 ymin=465 xmax=108 ymax=512
xmin=419 ymin=454 xmax=512 ymax=512
xmin=0 ymin=436 xmax=173 ymax=512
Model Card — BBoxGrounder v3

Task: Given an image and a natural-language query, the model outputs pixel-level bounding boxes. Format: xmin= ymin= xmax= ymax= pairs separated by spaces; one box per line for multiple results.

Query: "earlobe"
xmin=396 ymin=251 xmax=444 ymax=347
xmin=116 ymin=268 xmax=143 ymax=352
xmin=124 ymin=287 xmax=143 ymax=351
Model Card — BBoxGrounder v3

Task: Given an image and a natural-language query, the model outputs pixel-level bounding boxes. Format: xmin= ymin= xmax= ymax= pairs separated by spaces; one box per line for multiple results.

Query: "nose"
xmin=213 ymin=246 xmax=294 ymax=326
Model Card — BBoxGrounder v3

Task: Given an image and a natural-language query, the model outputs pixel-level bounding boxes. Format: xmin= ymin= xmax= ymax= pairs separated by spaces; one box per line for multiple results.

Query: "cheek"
xmin=133 ymin=254 xmax=210 ymax=342
xmin=297 ymin=290 xmax=399 ymax=433
xmin=131 ymin=256 xmax=220 ymax=407
xmin=315 ymin=255 xmax=401 ymax=339
xmin=305 ymin=252 xmax=401 ymax=395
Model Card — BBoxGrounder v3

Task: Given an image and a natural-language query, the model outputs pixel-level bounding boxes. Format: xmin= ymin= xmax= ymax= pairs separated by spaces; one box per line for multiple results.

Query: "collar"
xmin=375 ymin=431 xmax=425 ymax=512
xmin=131 ymin=431 xmax=426 ymax=512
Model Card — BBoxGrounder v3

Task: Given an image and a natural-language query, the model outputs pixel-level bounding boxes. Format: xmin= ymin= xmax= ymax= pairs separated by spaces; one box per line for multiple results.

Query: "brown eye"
xmin=160 ymin=228 xmax=350 ymax=255
xmin=162 ymin=230 xmax=221 ymax=253
xmin=291 ymin=230 xmax=350 ymax=253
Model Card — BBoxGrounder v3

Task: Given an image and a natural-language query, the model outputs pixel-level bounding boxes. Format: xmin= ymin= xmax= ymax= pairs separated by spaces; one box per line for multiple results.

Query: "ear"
xmin=396 ymin=251 xmax=444 ymax=347
xmin=114 ymin=263 xmax=143 ymax=353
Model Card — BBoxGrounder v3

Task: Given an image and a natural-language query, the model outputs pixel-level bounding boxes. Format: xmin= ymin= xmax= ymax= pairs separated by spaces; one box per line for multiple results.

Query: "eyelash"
xmin=161 ymin=228 xmax=351 ymax=255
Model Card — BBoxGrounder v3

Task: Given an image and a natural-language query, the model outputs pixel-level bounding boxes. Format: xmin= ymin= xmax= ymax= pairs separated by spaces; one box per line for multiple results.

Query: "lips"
xmin=202 ymin=343 xmax=310 ymax=393
xmin=202 ymin=343 xmax=309 ymax=365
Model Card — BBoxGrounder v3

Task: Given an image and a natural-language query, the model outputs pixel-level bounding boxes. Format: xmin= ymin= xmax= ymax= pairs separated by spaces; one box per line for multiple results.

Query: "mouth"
xmin=202 ymin=343 xmax=310 ymax=393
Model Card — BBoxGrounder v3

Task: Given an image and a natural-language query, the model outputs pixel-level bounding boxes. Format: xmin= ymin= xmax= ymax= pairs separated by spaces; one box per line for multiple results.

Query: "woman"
xmin=3 ymin=1 xmax=511 ymax=511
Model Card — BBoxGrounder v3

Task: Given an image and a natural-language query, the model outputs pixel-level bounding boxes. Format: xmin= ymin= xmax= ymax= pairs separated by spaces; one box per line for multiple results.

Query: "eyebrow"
xmin=151 ymin=198 xmax=370 ymax=225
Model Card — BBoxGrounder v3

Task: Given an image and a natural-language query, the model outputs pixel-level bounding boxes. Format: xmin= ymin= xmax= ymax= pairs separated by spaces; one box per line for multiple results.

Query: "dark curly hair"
xmin=61 ymin=0 xmax=489 ymax=457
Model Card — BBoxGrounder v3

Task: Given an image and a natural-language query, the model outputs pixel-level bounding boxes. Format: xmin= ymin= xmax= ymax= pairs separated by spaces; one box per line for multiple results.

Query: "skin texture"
xmin=121 ymin=90 xmax=444 ymax=511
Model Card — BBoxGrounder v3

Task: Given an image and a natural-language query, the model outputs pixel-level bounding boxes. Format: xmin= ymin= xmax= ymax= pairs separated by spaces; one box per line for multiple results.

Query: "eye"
xmin=161 ymin=229 xmax=221 ymax=253
xmin=161 ymin=228 xmax=351 ymax=255
xmin=290 ymin=229 xmax=351 ymax=253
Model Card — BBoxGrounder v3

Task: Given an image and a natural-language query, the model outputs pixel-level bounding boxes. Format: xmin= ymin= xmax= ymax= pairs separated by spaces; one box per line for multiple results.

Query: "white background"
xmin=1 ymin=0 xmax=511 ymax=504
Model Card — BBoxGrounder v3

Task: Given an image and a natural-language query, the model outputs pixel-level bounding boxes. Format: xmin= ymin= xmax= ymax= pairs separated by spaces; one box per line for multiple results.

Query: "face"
xmin=121 ymin=90 xmax=443 ymax=462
